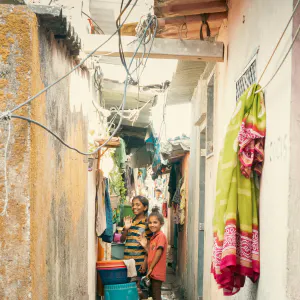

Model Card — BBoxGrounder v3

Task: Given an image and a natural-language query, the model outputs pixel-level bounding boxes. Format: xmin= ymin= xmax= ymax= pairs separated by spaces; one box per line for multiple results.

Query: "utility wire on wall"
xmin=4 ymin=16 xmax=157 ymax=156
xmin=0 ymin=1 xmax=157 ymax=156
xmin=0 ymin=1 xmax=158 ymax=214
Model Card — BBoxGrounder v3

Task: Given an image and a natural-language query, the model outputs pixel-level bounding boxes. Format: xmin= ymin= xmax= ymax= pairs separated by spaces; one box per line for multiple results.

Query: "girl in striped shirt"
xmin=121 ymin=196 xmax=152 ymax=297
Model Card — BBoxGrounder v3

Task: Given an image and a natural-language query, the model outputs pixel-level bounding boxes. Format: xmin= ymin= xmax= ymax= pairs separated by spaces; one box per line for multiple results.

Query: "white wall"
xmin=195 ymin=0 xmax=293 ymax=299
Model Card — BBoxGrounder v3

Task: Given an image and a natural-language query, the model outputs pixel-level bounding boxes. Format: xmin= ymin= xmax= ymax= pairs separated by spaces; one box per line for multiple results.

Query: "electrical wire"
xmin=81 ymin=11 xmax=105 ymax=35
xmin=257 ymin=0 xmax=300 ymax=85
xmin=0 ymin=120 xmax=11 ymax=216
xmin=116 ymin=0 xmax=133 ymax=77
xmin=255 ymin=24 xmax=300 ymax=94
xmin=9 ymin=9 xmax=156 ymax=156
xmin=0 ymin=0 xmax=139 ymax=121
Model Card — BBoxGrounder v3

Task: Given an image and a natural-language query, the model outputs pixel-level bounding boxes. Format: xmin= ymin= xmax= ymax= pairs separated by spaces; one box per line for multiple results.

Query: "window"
xmin=236 ymin=58 xmax=257 ymax=101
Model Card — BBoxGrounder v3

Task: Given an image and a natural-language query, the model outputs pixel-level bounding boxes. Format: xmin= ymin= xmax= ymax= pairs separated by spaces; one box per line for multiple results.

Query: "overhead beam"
xmin=1 ymin=0 xmax=25 ymax=4
xmin=84 ymin=35 xmax=224 ymax=62
xmin=121 ymin=12 xmax=227 ymax=40
xmin=154 ymin=0 xmax=227 ymax=18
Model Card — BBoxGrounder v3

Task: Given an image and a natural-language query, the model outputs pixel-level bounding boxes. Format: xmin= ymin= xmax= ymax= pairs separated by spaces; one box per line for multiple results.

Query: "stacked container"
xmin=96 ymin=260 xmax=139 ymax=300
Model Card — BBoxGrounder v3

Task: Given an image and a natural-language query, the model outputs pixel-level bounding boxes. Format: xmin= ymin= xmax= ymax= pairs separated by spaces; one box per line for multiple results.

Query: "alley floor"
xmin=160 ymin=267 xmax=182 ymax=300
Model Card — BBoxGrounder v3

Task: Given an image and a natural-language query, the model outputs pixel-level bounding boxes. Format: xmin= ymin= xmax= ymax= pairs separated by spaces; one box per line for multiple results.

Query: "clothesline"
xmin=255 ymin=0 xmax=300 ymax=93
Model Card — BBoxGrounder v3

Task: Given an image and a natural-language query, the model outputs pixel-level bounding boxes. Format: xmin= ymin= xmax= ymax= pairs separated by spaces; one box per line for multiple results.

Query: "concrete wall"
xmin=191 ymin=0 xmax=294 ymax=299
xmin=177 ymin=154 xmax=189 ymax=291
xmin=287 ymin=2 xmax=300 ymax=299
xmin=0 ymin=5 xmax=99 ymax=299
xmin=186 ymin=83 xmax=201 ymax=300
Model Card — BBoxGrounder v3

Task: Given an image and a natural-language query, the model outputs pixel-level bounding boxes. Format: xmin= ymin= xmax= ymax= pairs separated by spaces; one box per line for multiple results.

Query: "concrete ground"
xmin=160 ymin=267 xmax=183 ymax=300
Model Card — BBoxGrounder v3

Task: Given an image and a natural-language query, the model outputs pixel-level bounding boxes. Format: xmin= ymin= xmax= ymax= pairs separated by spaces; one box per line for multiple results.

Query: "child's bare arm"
xmin=147 ymin=248 xmax=163 ymax=277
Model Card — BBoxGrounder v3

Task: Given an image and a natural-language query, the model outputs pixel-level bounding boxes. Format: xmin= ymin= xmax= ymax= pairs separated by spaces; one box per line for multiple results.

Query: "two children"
xmin=121 ymin=195 xmax=167 ymax=300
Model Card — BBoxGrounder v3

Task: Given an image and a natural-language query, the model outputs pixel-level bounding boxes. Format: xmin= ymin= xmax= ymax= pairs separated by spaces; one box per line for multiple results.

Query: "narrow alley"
xmin=1 ymin=0 xmax=300 ymax=300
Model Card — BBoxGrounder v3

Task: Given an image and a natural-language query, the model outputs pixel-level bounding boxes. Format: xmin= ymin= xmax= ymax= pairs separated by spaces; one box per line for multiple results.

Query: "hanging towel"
xmin=211 ymin=84 xmax=266 ymax=296
xmin=101 ymin=178 xmax=114 ymax=243
xmin=123 ymin=259 xmax=137 ymax=278
xmin=95 ymin=170 xmax=106 ymax=237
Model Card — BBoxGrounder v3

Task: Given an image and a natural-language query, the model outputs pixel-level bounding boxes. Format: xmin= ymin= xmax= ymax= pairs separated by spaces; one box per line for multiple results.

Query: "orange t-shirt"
xmin=148 ymin=231 xmax=168 ymax=282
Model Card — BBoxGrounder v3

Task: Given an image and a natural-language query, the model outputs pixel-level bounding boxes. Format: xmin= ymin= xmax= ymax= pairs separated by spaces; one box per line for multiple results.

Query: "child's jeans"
xmin=150 ymin=279 xmax=163 ymax=300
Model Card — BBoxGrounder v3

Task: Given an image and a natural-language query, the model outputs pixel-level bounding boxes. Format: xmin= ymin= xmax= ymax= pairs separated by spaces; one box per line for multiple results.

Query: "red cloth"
xmin=162 ymin=202 xmax=168 ymax=218
xmin=148 ymin=231 xmax=168 ymax=282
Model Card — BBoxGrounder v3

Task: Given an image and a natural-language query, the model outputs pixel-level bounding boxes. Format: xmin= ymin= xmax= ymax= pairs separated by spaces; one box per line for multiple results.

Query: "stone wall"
xmin=0 ymin=5 xmax=98 ymax=299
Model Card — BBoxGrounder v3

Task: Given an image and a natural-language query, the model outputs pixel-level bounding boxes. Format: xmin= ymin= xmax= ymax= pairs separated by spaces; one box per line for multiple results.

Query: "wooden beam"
xmin=94 ymin=137 xmax=121 ymax=148
xmin=154 ymin=0 xmax=227 ymax=18
xmin=84 ymin=35 xmax=224 ymax=62
xmin=121 ymin=12 xmax=227 ymax=40
xmin=1 ymin=0 xmax=25 ymax=3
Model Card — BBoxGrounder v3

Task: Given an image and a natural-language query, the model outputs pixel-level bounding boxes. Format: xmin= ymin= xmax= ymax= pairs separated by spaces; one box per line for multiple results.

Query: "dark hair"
xmin=132 ymin=195 xmax=149 ymax=213
xmin=149 ymin=206 xmax=164 ymax=225
xmin=155 ymin=188 xmax=162 ymax=193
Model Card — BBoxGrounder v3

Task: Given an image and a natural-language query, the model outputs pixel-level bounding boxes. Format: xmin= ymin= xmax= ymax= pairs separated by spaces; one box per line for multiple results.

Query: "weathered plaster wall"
xmin=200 ymin=0 xmax=293 ymax=299
xmin=0 ymin=6 xmax=36 ymax=299
xmin=287 ymin=1 xmax=300 ymax=299
xmin=186 ymin=85 xmax=201 ymax=300
xmin=0 ymin=5 xmax=98 ymax=299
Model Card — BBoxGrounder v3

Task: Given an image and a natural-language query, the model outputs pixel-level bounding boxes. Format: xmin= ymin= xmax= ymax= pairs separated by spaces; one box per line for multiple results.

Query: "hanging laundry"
xmin=101 ymin=178 xmax=114 ymax=243
xmin=172 ymin=177 xmax=183 ymax=205
xmin=168 ymin=164 xmax=177 ymax=206
xmin=145 ymin=131 xmax=155 ymax=153
xmin=162 ymin=201 xmax=168 ymax=218
xmin=211 ymin=84 xmax=266 ymax=296
xmin=114 ymin=137 xmax=127 ymax=170
xmin=179 ymin=175 xmax=186 ymax=225
xmin=152 ymin=138 xmax=162 ymax=173
xmin=95 ymin=170 xmax=106 ymax=237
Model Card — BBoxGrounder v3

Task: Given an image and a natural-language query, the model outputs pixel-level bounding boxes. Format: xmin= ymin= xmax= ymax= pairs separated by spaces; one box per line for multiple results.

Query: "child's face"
xmin=132 ymin=199 xmax=147 ymax=216
xmin=148 ymin=216 xmax=162 ymax=233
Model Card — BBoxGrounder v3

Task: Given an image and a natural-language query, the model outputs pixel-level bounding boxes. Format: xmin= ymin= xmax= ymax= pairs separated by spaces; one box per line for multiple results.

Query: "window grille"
xmin=236 ymin=59 xmax=257 ymax=101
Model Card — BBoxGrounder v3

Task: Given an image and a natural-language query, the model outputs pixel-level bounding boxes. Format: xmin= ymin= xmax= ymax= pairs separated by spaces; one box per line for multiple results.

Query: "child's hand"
xmin=137 ymin=233 xmax=147 ymax=249
xmin=123 ymin=216 xmax=133 ymax=230
xmin=146 ymin=268 xmax=153 ymax=278
xmin=139 ymin=264 xmax=146 ymax=274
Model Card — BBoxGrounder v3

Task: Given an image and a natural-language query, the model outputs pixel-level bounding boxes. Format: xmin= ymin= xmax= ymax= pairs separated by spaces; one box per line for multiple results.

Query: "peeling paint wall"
xmin=0 ymin=5 xmax=98 ymax=299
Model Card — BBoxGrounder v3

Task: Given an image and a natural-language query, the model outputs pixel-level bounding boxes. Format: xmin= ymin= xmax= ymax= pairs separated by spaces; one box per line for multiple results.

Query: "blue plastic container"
xmin=104 ymin=282 xmax=139 ymax=300
xmin=97 ymin=267 xmax=129 ymax=285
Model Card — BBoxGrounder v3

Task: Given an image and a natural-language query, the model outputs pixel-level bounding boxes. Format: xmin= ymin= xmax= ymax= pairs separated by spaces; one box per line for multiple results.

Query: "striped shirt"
xmin=123 ymin=217 xmax=152 ymax=268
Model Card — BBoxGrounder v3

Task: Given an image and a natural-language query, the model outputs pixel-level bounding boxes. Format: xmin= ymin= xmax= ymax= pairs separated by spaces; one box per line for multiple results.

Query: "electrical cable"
xmin=0 ymin=120 xmax=11 ymax=216
xmin=81 ymin=11 xmax=105 ymax=34
xmin=255 ymin=24 xmax=300 ymax=94
xmin=257 ymin=0 xmax=300 ymax=85
xmin=0 ymin=0 xmax=139 ymax=121
xmin=116 ymin=0 xmax=133 ymax=77
xmin=9 ymin=9 xmax=155 ymax=156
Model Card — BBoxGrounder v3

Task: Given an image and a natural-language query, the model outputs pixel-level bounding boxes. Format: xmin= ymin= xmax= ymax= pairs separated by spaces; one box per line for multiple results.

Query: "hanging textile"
xmin=162 ymin=202 xmax=168 ymax=218
xmin=172 ymin=177 xmax=183 ymax=205
xmin=101 ymin=178 xmax=114 ymax=243
xmin=179 ymin=176 xmax=186 ymax=225
xmin=95 ymin=170 xmax=106 ymax=237
xmin=152 ymin=138 xmax=162 ymax=173
xmin=115 ymin=138 xmax=127 ymax=170
xmin=168 ymin=164 xmax=177 ymax=206
xmin=211 ymin=84 xmax=266 ymax=296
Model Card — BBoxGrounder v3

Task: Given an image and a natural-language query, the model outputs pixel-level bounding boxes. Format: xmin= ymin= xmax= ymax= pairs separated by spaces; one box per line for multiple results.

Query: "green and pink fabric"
xmin=211 ymin=84 xmax=266 ymax=296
